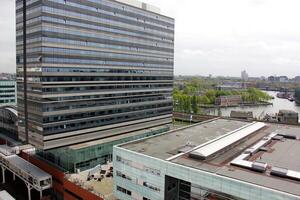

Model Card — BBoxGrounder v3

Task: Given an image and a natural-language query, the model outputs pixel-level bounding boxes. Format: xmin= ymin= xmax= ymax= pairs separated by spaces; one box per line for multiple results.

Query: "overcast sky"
xmin=1 ymin=0 xmax=300 ymax=77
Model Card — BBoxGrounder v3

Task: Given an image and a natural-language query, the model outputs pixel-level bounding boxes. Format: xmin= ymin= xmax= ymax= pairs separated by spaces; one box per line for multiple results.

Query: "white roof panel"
xmin=6 ymin=155 xmax=51 ymax=180
xmin=190 ymin=122 xmax=266 ymax=159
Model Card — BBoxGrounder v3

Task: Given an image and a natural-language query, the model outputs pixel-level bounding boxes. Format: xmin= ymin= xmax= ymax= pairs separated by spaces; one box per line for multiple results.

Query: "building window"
xmin=116 ymin=171 xmax=132 ymax=181
xmin=143 ymin=182 xmax=160 ymax=192
xmin=117 ymin=186 xmax=132 ymax=196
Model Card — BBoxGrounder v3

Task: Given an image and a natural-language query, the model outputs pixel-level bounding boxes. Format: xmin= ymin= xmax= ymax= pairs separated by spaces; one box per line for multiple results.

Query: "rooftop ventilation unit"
xmin=271 ymin=167 xmax=300 ymax=181
xmin=278 ymin=134 xmax=297 ymax=140
xmin=271 ymin=167 xmax=288 ymax=178
xmin=230 ymin=133 xmax=277 ymax=172
xmin=252 ymin=161 xmax=267 ymax=172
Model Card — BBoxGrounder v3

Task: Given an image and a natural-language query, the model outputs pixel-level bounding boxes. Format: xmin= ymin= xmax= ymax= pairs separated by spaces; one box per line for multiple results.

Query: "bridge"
xmin=0 ymin=145 xmax=52 ymax=200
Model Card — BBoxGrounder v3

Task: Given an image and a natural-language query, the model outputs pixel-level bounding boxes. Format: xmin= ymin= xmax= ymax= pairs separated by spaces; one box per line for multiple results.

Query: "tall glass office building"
xmin=16 ymin=0 xmax=174 ymax=150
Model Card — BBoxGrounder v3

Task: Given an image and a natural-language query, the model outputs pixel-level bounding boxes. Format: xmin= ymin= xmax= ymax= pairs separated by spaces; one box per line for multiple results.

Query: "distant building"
xmin=230 ymin=111 xmax=253 ymax=120
xmin=0 ymin=80 xmax=16 ymax=106
xmin=241 ymin=70 xmax=249 ymax=81
xmin=216 ymin=82 xmax=244 ymax=91
xmin=114 ymin=119 xmax=300 ymax=200
xmin=277 ymin=110 xmax=299 ymax=124
xmin=268 ymin=76 xmax=289 ymax=83
xmin=215 ymin=95 xmax=242 ymax=107
xmin=260 ymin=76 xmax=266 ymax=81
xmin=268 ymin=76 xmax=279 ymax=82
xmin=279 ymin=76 xmax=289 ymax=83
xmin=295 ymin=88 xmax=300 ymax=105
xmin=294 ymin=76 xmax=300 ymax=83
xmin=0 ymin=73 xmax=16 ymax=81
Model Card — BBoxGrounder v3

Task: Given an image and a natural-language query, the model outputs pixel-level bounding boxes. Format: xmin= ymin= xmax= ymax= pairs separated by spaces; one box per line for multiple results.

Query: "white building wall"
xmin=114 ymin=146 xmax=300 ymax=200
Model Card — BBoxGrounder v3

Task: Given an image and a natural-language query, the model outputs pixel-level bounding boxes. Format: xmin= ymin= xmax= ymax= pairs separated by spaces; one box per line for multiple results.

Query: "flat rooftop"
xmin=122 ymin=119 xmax=250 ymax=159
xmin=116 ymin=0 xmax=160 ymax=14
xmin=68 ymin=163 xmax=115 ymax=200
xmin=119 ymin=118 xmax=300 ymax=197
xmin=69 ymin=125 xmax=169 ymax=150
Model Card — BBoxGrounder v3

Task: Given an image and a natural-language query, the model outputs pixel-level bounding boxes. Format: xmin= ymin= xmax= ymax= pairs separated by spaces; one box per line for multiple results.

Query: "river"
xmin=203 ymin=91 xmax=300 ymax=118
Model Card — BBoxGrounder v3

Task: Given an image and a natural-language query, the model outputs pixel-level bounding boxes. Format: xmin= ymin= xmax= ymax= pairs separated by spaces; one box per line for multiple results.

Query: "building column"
xmin=26 ymin=183 xmax=32 ymax=200
xmin=1 ymin=167 xmax=5 ymax=184
xmin=39 ymin=190 xmax=43 ymax=200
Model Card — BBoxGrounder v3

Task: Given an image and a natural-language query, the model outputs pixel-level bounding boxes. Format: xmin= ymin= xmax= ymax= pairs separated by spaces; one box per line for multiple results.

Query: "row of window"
xmin=0 ymin=95 xmax=16 ymax=98
xmin=42 ymin=107 xmax=172 ymax=135
xmin=42 ymin=4 xmax=173 ymax=36
xmin=33 ymin=47 xmax=172 ymax=62
xmin=117 ymin=186 xmax=132 ymax=196
xmin=43 ymin=102 xmax=172 ymax=123
xmin=16 ymin=0 xmax=173 ymax=27
xmin=0 ymin=99 xmax=15 ymax=104
xmin=41 ymin=15 xmax=173 ymax=42
xmin=25 ymin=90 xmax=171 ymax=102
xmin=116 ymin=155 xmax=161 ymax=176
xmin=0 ymin=85 xmax=15 ymax=88
xmin=16 ymin=33 xmax=173 ymax=56
xmin=43 ymin=35 xmax=173 ymax=54
xmin=116 ymin=170 xmax=160 ymax=192
xmin=39 ymin=84 xmax=172 ymax=94
xmin=40 ymin=23 xmax=172 ymax=49
xmin=0 ymin=90 xmax=15 ymax=93
xmin=39 ymin=76 xmax=173 ymax=82
xmin=42 ymin=96 xmax=169 ymax=112
xmin=49 ymin=0 xmax=173 ymax=29
xmin=17 ymin=76 xmax=173 ymax=83
xmin=40 ymin=67 xmax=171 ymax=74
xmin=88 ymin=0 xmax=173 ymax=24
xmin=19 ymin=56 xmax=173 ymax=69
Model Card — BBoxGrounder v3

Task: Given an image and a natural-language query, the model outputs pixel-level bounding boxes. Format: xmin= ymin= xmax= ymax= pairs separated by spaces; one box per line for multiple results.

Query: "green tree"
xmin=191 ymin=95 xmax=199 ymax=114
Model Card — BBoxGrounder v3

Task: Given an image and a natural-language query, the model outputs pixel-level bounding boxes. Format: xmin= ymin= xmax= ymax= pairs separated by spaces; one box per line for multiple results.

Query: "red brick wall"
xmin=20 ymin=151 xmax=104 ymax=200
xmin=64 ymin=179 xmax=104 ymax=200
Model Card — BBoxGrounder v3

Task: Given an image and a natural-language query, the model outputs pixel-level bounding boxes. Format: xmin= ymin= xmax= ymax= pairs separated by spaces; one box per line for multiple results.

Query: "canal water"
xmin=203 ymin=91 xmax=300 ymax=118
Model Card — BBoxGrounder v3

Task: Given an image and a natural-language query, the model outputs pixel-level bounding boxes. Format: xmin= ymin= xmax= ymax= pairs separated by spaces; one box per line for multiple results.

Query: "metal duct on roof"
xmin=190 ymin=122 xmax=266 ymax=160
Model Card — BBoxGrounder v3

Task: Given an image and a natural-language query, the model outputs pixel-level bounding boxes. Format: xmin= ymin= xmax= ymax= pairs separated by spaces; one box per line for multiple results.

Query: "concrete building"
xmin=0 ymin=80 xmax=16 ymax=106
xmin=279 ymin=76 xmax=289 ymax=83
xmin=268 ymin=76 xmax=279 ymax=82
xmin=16 ymin=0 xmax=174 ymax=150
xmin=241 ymin=70 xmax=248 ymax=81
xmin=294 ymin=76 xmax=300 ymax=83
xmin=114 ymin=119 xmax=300 ymax=200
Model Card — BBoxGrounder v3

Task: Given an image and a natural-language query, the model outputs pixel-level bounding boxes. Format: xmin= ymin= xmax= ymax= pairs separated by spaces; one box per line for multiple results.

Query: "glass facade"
xmin=0 ymin=81 xmax=16 ymax=105
xmin=37 ymin=125 xmax=169 ymax=173
xmin=16 ymin=0 xmax=174 ymax=149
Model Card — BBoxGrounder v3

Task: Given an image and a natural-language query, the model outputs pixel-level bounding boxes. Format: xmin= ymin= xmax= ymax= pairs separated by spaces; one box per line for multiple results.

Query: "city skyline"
xmin=2 ymin=0 xmax=300 ymax=77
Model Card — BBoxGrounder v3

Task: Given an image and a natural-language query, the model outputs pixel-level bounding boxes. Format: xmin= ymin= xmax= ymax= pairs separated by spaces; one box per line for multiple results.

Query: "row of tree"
xmin=173 ymin=86 xmax=272 ymax=114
